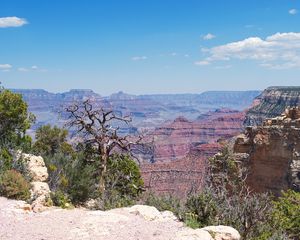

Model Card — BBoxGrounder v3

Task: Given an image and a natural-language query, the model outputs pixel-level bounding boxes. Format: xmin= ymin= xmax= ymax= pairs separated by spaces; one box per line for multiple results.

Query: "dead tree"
xmin=65 ymin=100 xmax=142 ymax=193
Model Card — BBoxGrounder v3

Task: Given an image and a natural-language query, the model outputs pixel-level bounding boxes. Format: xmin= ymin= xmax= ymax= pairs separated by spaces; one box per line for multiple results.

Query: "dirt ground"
xmin=0 ymin=197 xmax=186 ymax=240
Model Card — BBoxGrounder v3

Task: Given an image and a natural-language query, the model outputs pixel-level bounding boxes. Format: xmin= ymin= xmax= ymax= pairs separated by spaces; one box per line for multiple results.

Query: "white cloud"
xmin=0 ymin=17 xmax=28 ymax=28
xmin=18 ymin=67 xmax=29 ymax=72
xmin=214 ymin=65 xmax=232 ymax=69
xmin=171 ymin=52 xmax=177 ymax=56
xmin=196 ymin=32 xmax=300 ymax=69
xmin=203 ymin=33 xmax=216 ymax=40
xmin=194 ymin=60 xmax=211 ymax=66
xmin=0 ymin=64 xmax=12 ymax=70
xmin=289 ymin=9 xmax=298 ymax=15
xmin=18 ymin=65 xmax=47 ymax=72
xmin=131 ymin=56 xmax=147 ymax=61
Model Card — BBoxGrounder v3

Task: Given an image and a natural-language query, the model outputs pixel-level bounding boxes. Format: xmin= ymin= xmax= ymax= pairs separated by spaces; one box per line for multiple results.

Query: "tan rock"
xmin=22 ymin=153 xmax=48 ymax=182
xmin=127 ymin=205 xmax=162 ymax=221
xmin=201 ymin=225 xmax=241 ymax=240
xmin=30 ymin=182 xmax=50 ymax=198
xmin=174 ymin=228 xmax=213 ymax=240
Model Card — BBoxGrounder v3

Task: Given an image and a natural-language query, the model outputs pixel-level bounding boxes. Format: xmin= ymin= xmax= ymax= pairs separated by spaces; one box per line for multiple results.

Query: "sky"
xmin=0 ymin=0 xmax=300 ymax=95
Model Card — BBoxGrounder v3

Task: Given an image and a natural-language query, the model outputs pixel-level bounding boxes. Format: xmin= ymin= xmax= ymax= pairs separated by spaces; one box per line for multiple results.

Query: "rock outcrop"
xmin=18 ymin=153 xmax=51 ymax=212
xmin=0 ymin=197 xmax=240 ymax=240
xmin=244 ymin=86 xmax=300 ymax=126
xmin=234 ymin=107 xmax=300 ymax=195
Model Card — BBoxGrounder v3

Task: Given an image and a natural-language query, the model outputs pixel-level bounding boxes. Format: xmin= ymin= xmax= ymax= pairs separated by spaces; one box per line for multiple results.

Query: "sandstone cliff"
xmin=234 ymin=107 xmax=300 ymax=195
xmin=244 ymin=86 xmax=300 ymax=126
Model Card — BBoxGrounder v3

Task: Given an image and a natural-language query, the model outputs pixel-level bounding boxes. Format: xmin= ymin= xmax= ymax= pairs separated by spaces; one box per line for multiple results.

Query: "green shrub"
xmin=50 ymin=190 xmax=73 ymax=209
xmin=272 ymin=190 xmax=300 ymax=239
xmin=184 ymin=212 xmax=201 ymax=229
xmin=96 ymin=154 xmax=145 ymax=210
xmin=106 ymin=155 xmax=144 ymax=198
xmin=185 ymin=188 xmax=219 ymax=227
xmin=67 ymin=159 xmax=99 ymax=204
xmin=99 ymin=189 xmax=135 ymax=210
xmin=0 ymin=169 xmax=31 ymax=201
xmin=44 ymin=151 xmax=99 ymax=204
xmin=0 ymin=148 xmax=13 ymax=173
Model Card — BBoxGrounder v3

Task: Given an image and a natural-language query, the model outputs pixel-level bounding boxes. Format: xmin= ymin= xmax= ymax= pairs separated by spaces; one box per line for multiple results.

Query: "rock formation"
xmin=244 ymin=86 xmax=300 ymax=126
xmin=18 ymin=153 xmax=51 ymax=212
xmin=234 ymin=107 xmax=300 ymax=195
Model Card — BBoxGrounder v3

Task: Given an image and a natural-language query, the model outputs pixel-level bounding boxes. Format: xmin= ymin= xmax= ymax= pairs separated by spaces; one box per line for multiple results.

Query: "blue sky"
xmin=0 ymin=0 xmax=300 ymax=95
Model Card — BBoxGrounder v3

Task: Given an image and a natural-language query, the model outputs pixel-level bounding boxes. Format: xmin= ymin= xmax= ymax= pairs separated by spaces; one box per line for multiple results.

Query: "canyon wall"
xmin=244 ymin=86 xmax=300 ymax=126
xmin=234 ymin=107 xmax=300 ymax=195
xmin=141 ymin=109 xmax=245 ymax=197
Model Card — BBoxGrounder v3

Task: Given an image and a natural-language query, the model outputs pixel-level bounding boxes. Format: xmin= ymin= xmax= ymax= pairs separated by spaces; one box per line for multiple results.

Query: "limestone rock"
xmin=128 ymin=205 xmax=162 ymax=221
xmin=201 ymin=225 xmax=241 ymax=240
xmin=127 ymin=205 xmax=178 ymax=222
xmin=22 ymin=153 xmax=48 ymax=182
xmin=174 ymin=228 xmax=213 ymax=240
xmin=30 ymin=182 xmax=50 ymax=198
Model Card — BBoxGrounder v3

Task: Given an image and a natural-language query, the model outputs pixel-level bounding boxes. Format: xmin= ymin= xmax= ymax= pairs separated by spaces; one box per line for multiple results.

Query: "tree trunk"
xmin=99 ymin=153 xmax=108 ymax=193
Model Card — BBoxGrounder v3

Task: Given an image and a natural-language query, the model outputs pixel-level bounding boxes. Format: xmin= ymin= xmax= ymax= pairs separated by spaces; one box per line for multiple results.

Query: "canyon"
xmin=12 ymin=89 xmax=258 ymax=197
xmin=141 ymin=110 xmax=245 ymax=197
xmin=10 ymin=87 xmax=300 ymax=197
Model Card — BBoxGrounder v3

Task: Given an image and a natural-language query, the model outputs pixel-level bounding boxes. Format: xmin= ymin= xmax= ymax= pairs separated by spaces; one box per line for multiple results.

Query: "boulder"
xmin=127 ymin=205 xmax=177 ymax=222
xmin=201 ymin=225 xmax=241 ymax=240
xmin=128 ymin=205 xmax=162 ymax=221
xmin=174 ymin=228 xmax=213 ymax=240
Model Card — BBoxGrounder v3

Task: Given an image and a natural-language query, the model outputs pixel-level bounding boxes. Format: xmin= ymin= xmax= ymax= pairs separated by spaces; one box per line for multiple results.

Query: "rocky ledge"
xmin=234 ymin=107 xmax=300 ymax=195
xmin=0 ymin=197 xmax=240 ymax=240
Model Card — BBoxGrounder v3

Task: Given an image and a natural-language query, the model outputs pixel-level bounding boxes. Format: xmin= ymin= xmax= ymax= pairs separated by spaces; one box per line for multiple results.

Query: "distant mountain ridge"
xmin=10 ymin=88 xmax=260 ymax=134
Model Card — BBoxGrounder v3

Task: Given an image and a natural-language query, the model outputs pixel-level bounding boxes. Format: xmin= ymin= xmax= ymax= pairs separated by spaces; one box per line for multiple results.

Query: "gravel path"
xmin=0 ymin=197 xmax=186 ymax=240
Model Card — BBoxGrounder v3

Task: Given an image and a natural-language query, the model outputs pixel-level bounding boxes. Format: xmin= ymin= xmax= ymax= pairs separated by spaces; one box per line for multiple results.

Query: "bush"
xmin=106 ymin=155 xmax=144 ymax=198
xmin=272 ymin=190 xmax=300 ymax=239
xmin=183 ymin=146 xmax=278 ymax=239
xmin=0 ymin=169 xmax=31 ymax=201
xmin=96 ymin=155 xmax=145 ymax=210
xmin=50 ymin=190 xmax=73 ymax=209
xmin=66 ymin=158 xmax=99 ymax=204
xmin=44 ymin=151 xmax=98 ymax=204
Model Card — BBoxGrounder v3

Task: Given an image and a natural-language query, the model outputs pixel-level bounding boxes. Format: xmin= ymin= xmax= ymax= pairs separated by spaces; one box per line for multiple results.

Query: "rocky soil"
xmin=0 ymin=197 xmax=240 ymax=240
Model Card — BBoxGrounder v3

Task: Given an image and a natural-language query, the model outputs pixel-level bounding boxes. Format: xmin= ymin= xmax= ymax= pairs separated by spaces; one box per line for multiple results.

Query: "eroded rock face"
xmin=244 ymin=86 xmax=300 ymax=127
xmin=234 ymin=107 xmax=300 ymax=195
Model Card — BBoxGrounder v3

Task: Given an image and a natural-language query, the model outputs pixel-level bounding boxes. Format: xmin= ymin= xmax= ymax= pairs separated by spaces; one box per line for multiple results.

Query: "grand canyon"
xmin=11 ymin=87 xmax=300 ymax=197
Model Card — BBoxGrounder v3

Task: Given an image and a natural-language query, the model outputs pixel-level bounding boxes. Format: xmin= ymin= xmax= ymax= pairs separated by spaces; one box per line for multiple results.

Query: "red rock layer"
xmin=141 ymin=109 xmax=245 ymax=198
